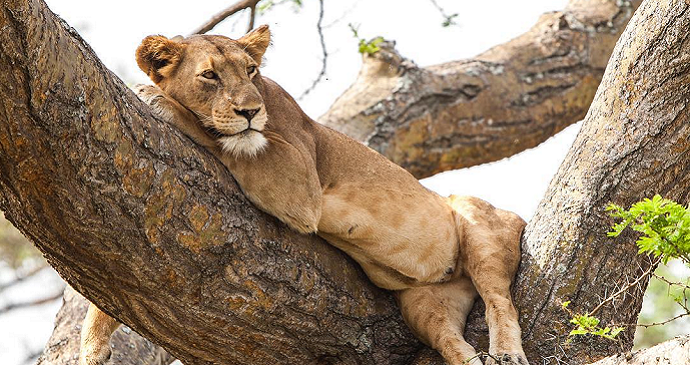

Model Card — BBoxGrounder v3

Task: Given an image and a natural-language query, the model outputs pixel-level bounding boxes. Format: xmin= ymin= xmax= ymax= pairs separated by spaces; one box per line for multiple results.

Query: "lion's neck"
xmin=217 ymin=78 xmax=323 ymax=233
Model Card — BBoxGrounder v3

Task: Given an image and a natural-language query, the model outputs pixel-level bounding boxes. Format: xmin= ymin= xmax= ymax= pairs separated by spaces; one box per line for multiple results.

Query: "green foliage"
xmin=348 ymin=23 xmax=384 ymax=55
xmin=569 ymin=313 xmax=624 ymax=340
xmin=441 ymin=13 xmax=459 ymax=27
xmin=607 ymin=195 xmax=690 ymax=265
xmin=562 ymin=301 xmax=624 ymax=341
xmin=565 ymin=196 xmax=690 ymax=344
xmin=634 ymin=260 xmax=690 ymax=348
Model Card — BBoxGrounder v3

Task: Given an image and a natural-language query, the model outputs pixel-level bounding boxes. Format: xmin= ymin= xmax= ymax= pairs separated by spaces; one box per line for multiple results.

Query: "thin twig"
xmin=588 ymin=256 xmax=662 ymax=317
xmin=653 ymin=273 xmax=690 ymax=290
xmin=322 ymin=0 xmax=361 ymax=29
xmin=192 ymin=0 xmax=261 ymax=35
xmin=0 ymin=263 xmax=48 ymax=293
xmin=615 ymin=311 xmax=690 ymax=328
xmin=248 ymin=4 xmax=257 ymax=32
xmin=428 ymin=0 xmax=460 ymax=27
xmin=21 ymin=349 xmax=42 ymax=365
xmin=298 ymin=0 xmax=327 ymax=100
xmin=0 ymin=288 xmax=64 ymax=315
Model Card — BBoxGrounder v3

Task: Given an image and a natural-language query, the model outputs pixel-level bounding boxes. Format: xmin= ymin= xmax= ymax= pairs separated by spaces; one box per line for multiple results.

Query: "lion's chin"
xmin=219 ymin=131 xmax=268 ymax=158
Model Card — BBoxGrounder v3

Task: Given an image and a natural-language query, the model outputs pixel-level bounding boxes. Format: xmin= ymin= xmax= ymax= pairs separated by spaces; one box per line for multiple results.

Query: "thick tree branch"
xmin=1 ymin=0 xmax=689 ymax=365
xmin=319 ymin=0 xmax=642 ymax=178
xmin=0 ymin=1 xmax=419 ymax=364
xmin=191 ymin=0 xmax=261 ymax=35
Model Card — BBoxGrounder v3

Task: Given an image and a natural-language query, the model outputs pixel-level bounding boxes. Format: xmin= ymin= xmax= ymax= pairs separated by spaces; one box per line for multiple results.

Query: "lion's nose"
xmin=235 ymin=108 xmax=260 ymax=122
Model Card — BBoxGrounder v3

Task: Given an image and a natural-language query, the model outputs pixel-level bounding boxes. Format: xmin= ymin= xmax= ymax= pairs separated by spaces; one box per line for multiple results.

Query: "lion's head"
xmin=135 ymin=26 xmax=272 ymax=157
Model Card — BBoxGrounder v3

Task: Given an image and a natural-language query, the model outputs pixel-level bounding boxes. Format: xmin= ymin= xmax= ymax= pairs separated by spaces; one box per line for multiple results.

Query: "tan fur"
xmin=79 ymin=26 xmax=529 ymax=365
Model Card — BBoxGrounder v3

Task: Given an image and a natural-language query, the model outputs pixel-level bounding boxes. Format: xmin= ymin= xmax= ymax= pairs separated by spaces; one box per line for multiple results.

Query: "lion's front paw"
xmin=133 ymin=84 xmax=165 ymax=105
xmin=484 ymin=353 xmax=529 ymax=365
xmin=79 ymin=344 xmax=112 ymax=365
xmin=133 ymin=84 xmax=178 ymax=123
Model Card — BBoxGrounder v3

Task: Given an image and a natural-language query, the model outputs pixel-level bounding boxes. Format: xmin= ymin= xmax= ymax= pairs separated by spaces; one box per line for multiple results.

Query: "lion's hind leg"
xmin=397 ymin=277 xmax=481 ymax=365
xmin=456 ymin=197 xmax=528 ymax=365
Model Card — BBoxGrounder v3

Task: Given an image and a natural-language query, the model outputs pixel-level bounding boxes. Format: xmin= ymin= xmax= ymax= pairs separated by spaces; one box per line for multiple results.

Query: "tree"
xmin=1 ymin=0 xmax=689 ymax=365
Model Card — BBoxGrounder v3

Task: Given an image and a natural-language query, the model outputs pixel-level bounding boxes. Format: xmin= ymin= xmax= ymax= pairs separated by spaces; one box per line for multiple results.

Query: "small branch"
xmin=653 ymin=273 xmax=690 ymax=290
xmin=0 ymin=287 xmax=65 ymax=315
xmin=192 ymin=0 xmax=261 ymax=35
xmin=614 ymin=311 xmax=690 ymax=328
xmin=248 ymin=3 xmax=257 ymax=32
xmin=588 ymin=256 xmax=662 ymax=317
xmin=635 ymin=312 xmax=690 ymax=328
xmin=297 ymin=0 xmax=327 ymax=100
xmin=0 ymin=263 xmax=48 ymax=293
xmin=428 ymin=0 xmax=459 ymax=27
xmin=323 ymin=0 xmax=361 ymax=29
xmin=22 ymin=349 xmax=42 ymax=365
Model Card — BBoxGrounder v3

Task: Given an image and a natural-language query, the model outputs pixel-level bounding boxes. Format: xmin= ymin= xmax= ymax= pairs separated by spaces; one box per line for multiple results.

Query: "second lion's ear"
xmin=238 ymin=25 xmax=271 ymax=65
xmin=135 ymin=35 xmax=186 ymax=83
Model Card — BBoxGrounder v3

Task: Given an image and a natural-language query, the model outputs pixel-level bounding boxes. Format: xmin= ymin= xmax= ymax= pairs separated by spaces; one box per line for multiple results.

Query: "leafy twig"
xmin=428 ymin=0 xmax=459 ymax=27
xmin=348 ymin=23 xmax=384 ymax=55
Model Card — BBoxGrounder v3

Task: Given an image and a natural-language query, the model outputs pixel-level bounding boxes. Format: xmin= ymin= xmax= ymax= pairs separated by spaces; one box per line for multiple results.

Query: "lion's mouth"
xmin=205 ymin=126 xmax=262 ymax=138
xmin=205 ymin=126 xmax=226 ymax=138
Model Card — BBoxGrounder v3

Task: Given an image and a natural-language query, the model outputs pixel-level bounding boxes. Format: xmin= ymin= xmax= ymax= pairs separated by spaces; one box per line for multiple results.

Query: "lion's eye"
xmin=247 ymin=66 xmax=257 ymax=75
xmin=201 ymin=70 xmax=217 ymax=79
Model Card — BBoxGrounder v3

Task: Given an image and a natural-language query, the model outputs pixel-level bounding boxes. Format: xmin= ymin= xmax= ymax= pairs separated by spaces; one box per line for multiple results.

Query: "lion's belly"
xmin=318 ymin=186 xmax=459 ymax=290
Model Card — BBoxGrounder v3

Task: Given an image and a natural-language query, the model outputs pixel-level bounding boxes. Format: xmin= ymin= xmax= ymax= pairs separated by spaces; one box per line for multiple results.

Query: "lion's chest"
xmin=317 ymin=184 xmax=459 ymax=290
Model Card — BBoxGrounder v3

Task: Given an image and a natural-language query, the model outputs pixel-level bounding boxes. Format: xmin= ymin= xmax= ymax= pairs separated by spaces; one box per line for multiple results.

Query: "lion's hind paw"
xmin=484 ymin=353 xmax=529 ymax=365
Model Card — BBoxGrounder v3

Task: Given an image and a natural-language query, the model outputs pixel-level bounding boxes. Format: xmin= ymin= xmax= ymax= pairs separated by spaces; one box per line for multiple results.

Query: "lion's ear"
xmin=135 ymin=35 xmax=185 ymax=84
xmin=238 ymin=25 xmax=271 ymax=65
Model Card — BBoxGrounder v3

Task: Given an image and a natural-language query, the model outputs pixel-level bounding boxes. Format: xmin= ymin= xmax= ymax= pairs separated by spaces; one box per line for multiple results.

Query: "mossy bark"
xmin=1 ymin=0 xmax=689 ymax=365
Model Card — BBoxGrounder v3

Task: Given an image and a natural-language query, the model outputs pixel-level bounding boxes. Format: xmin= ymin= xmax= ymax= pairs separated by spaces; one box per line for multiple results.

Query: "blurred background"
xmin=1 ymin=0 xmax=688 ymax=364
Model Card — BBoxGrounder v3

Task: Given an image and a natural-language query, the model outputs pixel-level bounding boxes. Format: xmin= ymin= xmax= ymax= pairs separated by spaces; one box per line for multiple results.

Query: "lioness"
xmin=80 ymin=25 xmax=529 ymax=365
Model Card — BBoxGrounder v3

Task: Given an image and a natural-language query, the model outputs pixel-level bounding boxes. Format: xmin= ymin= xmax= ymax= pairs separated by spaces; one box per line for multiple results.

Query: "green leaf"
xmin=569 ymin=328 xmax=588 ymax=336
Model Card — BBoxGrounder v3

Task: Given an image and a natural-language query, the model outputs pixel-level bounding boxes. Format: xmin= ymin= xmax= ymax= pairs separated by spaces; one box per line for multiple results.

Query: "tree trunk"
xmin=36 ymin=286 xmax=175 ymax=365
xmin=0 ymin=1 xmax=688 ymax=365
xmin=319 ymin=0 xmax=642 ymax=179
xmin=503 ymin=0 xmax=690 ymax=363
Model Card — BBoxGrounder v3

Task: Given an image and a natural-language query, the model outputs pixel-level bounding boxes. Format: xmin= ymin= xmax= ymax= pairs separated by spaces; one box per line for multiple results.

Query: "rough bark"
xmin=0 ymin=1 xmax=688 ymax=365
xmin=0 ymin=1 xmax=419 ymax=364
xmin=504 ymin=0 xmax=690 ymax=363
xmin=319 ymin=0 xmax=642 ymax=179
xmin=589 ymin=335 xmax=690 ymax=365
xmin=36 ymin=286 xmax=175 ymax=365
